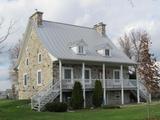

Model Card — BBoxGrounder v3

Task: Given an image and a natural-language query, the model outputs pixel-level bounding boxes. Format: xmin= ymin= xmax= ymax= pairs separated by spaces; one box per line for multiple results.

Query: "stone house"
xmin=15 ymin=11 xmax=148 ymax=111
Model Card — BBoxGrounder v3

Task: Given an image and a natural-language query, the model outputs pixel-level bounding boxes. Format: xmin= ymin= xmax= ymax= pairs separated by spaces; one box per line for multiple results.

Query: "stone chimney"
xmin=30 ymin=11 xmax=43 ymax=26
xmin=94 ymin=22 xmax=106 ymax=36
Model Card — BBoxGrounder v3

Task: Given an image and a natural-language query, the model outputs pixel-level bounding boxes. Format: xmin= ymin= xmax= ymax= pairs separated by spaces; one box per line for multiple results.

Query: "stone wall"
xmin=18 ymin=28 xmax=53 ymax=99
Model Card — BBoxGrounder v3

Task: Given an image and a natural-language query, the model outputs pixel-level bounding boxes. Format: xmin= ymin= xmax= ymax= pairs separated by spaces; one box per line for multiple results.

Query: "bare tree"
xmin=119 ymin=34 xmax=133 ymax=59
xmin=0 ymin=18 xmax=15 ymax=53
xmin=119 ymin=29 xmax=147 ymax=62
xmin=9 ymin=39 xmax=21 ymax=99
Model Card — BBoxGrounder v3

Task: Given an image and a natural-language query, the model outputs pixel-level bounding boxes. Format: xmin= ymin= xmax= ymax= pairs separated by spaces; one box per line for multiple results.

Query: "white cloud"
xmin=80 ymin=0 xmax=104 ymax=7
xmin=74 ymin=14 xmax=91 ymax=26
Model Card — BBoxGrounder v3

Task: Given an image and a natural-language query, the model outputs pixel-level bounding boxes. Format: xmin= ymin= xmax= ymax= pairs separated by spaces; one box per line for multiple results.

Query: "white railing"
xmin=31 ymin=80 xmax=60 ymax=111
xmin=139 ymin=80 xmax=148 ymax=100
xmin=62 ymin=79 xmax=137 ymax=89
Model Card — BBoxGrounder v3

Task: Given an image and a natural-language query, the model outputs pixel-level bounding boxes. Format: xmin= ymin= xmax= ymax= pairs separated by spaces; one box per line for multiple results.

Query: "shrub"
xmin=92 ymin=80 xmax=103 ymax=107
xmin=70 ymin=81 xmax=83 ymax=109
xmin=102 ymin=105 xmax=121 ymax=109
xmin=45 ymin=102 xmax=68 ymax=112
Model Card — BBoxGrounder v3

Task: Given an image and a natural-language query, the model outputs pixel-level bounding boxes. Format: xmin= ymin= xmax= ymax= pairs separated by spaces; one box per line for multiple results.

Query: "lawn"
xmin=0 ymin=100 xmax=160 ymax=120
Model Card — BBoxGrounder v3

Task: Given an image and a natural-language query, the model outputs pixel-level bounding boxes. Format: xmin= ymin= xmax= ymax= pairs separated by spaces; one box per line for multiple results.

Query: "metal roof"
xmin=33 ymin=20 xmax=136 ymax=65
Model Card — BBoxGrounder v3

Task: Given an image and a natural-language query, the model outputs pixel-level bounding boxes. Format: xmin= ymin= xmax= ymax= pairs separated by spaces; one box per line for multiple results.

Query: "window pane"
xmin=38 ymin=71 xmax=41 ymax=84
xmin=24 ymin=75 xmax=27 ymax=85
xmin=64 ymin=69 xmax=71 ymax=79
xmin=115 ymin=71 xmax=120 ymax=79
xmin=105 ymin=49 xmax=109 ymax=56
xmin=85 ymin=70 xmax=90 ymax=79
xmin=38 ymin=54 xmax=41 ymax=62
xmin=78 ymin=46 xmax=83 ymax=54
xmin=26 ymin=59 xmax=29 ymax=65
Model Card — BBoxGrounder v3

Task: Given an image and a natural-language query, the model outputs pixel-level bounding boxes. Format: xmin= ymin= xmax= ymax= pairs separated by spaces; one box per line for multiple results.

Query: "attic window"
xmin=105 ymin=49 xmax=110 ymax=56
xmin=78 ymin=46 xmax=84 ymax=54
xmin=97 ymin=49 xmax=111 ymax=57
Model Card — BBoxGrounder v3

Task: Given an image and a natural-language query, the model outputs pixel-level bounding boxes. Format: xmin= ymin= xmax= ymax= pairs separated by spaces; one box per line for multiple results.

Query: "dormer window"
xmin=105 ymin=49 xmax=110 ymax=56
xmin=97 ymin=49 xmax=111 ymax=57
xmin=78 ymin=46 xmax=84 ymax=54
xmin=69 ymin=39 xmax=87 ymax=55
xmin=96 ymin=43 xmax=112 ymax=57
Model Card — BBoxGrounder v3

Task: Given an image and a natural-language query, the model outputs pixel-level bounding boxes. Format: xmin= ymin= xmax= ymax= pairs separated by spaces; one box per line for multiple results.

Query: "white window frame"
xmin=38 ymin=53 xmax=42 ymax=63
xmin=37 ymin=69 xmax=42 ymax=86
xmin=113 ymin=69 xmax=121 ymax=85
xmin=23 ymin=73 xmax=28 ymax=87
xmin=63 ymin=67 xmax=73 ymax=84
xmin=85 ymin=68 xmax=91 ymax=84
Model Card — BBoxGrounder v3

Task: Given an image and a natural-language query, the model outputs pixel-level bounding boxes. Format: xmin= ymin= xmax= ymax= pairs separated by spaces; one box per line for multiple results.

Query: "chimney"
xmin=94 ymin=22 xmax=106 ymax=36
xmin=30 ymin=11 xmax=43 ymax=26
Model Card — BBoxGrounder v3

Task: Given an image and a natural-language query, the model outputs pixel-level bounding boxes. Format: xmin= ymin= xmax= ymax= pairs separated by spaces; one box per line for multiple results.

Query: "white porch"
xmin=58 ymin=60 xmax=140 ymax=107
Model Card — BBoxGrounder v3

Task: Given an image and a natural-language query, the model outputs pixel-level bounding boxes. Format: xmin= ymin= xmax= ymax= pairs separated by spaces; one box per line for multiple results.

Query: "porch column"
xmin=82 ymin=62 xmax=86 ymax=108
xmin=120 ymin=64 xmax=124 ymax=105
xmin=59 ymin=60 xmax=62 ymax=102
xmin=103 ymin=64 xmax=106 ymax=105
xmin=136 ymin=69 xmax=140 ymax=103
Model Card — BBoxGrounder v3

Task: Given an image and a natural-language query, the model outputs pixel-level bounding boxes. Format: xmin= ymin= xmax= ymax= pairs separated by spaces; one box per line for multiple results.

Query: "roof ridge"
xmin=43 ymin=20 xmax=94 ymax=30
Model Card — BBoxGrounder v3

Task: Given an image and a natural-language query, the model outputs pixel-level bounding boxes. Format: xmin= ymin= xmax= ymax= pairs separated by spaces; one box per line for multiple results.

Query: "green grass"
xmin=0 ymin=100 xmax=160 ymax=120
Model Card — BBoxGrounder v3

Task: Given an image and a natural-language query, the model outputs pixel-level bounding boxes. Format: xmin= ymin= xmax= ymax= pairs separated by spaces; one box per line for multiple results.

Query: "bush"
xmin=45 ymin=102 xmax=68 ymax=112
xmin=92 ymin=80 xmax=103 ymax=107
xmin=102 ymin=105 xmax=121 ymax=109
xmin=70 ymin=81 xmax=83 ymax=109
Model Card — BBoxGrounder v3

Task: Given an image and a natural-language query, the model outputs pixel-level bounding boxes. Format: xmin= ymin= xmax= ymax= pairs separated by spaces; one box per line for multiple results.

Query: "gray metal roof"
xmin=34 ymin=20 xmax=136 ymax=64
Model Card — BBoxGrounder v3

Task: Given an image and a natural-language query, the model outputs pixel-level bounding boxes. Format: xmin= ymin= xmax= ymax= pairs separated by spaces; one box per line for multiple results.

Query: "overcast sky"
xmin=0 ymin=0 xmax=160 ymax=91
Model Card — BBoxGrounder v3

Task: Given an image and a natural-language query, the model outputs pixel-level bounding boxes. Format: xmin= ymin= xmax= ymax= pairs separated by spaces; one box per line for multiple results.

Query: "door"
xmin=113 ymin=70 xmax=121 ymax=85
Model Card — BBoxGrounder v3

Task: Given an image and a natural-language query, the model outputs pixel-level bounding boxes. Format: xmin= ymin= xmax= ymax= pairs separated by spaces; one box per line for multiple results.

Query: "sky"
xmin=0 ymin=0 xmax=160 ymax=91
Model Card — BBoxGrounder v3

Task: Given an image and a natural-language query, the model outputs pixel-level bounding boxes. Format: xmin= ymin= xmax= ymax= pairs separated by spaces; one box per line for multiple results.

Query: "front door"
xmin=113 ymin=70 xmax=121 ymax=85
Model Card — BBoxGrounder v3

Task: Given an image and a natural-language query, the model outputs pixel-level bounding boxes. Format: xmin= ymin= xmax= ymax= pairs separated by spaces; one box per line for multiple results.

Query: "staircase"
xmin=139 ymin=80 xmax=149 ymax=101
xmin=31 ymin=80 xmax=60 ymax=111
xmin=130 ymin=80 xmax=148 ymax=102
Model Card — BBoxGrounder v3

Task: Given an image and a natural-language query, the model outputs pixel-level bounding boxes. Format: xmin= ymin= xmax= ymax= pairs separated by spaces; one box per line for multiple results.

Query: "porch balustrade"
xmin=62 ymin=79 xmax=137 ymax=89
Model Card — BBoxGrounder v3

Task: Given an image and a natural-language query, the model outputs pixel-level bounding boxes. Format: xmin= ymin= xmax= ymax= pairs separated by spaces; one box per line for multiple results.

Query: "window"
xmin=78 ymin=46 xmax=84 ymax=54
xmin=26 ymin=58 xmax=29 ymax=65
xmin=38 ymin=53 xmax=42 ymax=63
xmin=64 ymin=69 xmax=71 ymax=79
xmin=37 ymin=70 xmax=42 ymax=85
xmin=85 ymin=68 xmax=91 ymax=84
xmin=114 ymin=71 xmax=120 ymax=79
xmin=23 ymin=74 xmax=28 ymax=86
xmin=111 ymin=91 xmax=120 ymax=100
xmin=63 ymin=67 xmax=73 ymax=83
xmin=85 ymin=69 xmax=91 ymax=79
xmin=113 ymin=70 xmax=120 ymax=84
xmin=105 ymin=49 xmax=110 ymax=56
xmin=97 ymin=49 xmax=111 ymax=57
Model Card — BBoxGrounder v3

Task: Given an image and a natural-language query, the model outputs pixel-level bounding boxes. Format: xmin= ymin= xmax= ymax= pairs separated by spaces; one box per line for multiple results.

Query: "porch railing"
xmin=62 ymin=79 xmax=137 ymax=89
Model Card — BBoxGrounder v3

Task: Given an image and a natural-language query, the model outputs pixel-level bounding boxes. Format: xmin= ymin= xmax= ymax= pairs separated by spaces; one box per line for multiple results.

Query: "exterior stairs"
xmin=130 ymin=80 xmax=149 ymax=102
xmin=31 ymin=81 xmax=60 ymax=111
